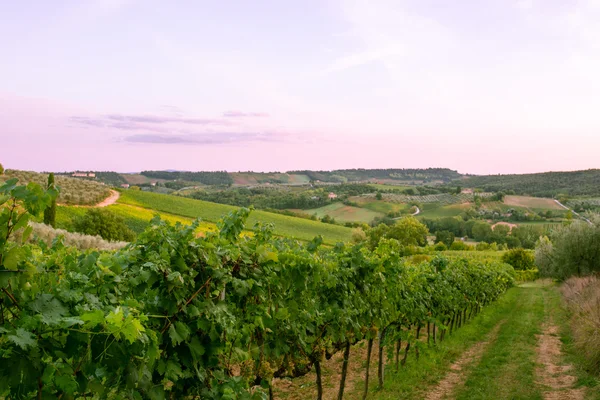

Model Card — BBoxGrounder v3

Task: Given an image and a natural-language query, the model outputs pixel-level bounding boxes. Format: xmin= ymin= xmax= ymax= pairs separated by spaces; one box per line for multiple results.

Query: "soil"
xmin=425 ymin=321 xmax=505 ymax=400
xmin=536 ymin=324 xmax=585 ymax=400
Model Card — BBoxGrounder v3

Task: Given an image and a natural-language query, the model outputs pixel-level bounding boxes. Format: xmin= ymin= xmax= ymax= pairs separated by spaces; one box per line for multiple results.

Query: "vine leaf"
xmin=169 ymin=321 xmax=190 ymax=346
xmin=7 ymin=328 xmax=36 ymax=350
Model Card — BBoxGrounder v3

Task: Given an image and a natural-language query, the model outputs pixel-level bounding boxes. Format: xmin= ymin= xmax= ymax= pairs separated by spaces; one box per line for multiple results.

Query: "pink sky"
xmin=2 ymin=0 xmax=599 ymax=174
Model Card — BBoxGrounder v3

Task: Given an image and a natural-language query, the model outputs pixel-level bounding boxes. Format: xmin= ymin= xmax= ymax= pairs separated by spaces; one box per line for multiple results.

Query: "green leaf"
xmin=188 ymin=336 xmax=205 ymax=359
xmin=7 ymin=328 xmax=37 ymax=350
xmin=3 ymin=246 xmax=24 ymax=270
xmin=80 ymin=309 xmax=104 ymax=328
xmin=29 ymin=294 xmax=68 ymax=325
xmin=21 ymin=225 xmax=33 ymax=244
xmin=55 ymin=374 xmax=78 ymax=394
xmin=168 ymin=322 xmax=190 ymax=346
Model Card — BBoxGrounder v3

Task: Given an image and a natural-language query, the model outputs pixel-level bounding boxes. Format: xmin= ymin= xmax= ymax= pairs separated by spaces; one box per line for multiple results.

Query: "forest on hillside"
xmin=460 ymin=169 xmax=600 ymax=197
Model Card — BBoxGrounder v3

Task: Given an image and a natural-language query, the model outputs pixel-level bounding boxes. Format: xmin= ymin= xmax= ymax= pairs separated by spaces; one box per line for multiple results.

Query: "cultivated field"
xmin=306 ymin=202 xmax=383 ymax=223
xmin=118 ymin=190 xmax=353 ymax=244
xmin=503 ymin=195 xmax=563 ymax=210
xmin=2 ymin=169 xmax=111 ymax=206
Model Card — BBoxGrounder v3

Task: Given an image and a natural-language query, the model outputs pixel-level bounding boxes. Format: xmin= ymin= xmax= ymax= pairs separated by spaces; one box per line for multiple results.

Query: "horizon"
xmin=2 ymin=1 xmax=600 ymax=174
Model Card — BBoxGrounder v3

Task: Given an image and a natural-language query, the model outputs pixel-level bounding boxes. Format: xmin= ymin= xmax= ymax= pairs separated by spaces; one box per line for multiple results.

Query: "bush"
xmin=434 ymin=242 xmax=447 ymax=251
xmin=18 ymin=222 xmax=127 ymax=251
xmin=501 ymin=248 xmax=535 ymax=270
xmin=435 ymin=230 xmax=455 ymax=247
xmin=73 ymin=208 xmax=135 ymax=242
xmin=512 ymin=269 xmax=539 ymax=282
xmin=449 ymin=241 xmax=472 ymax=251
xmin=535 ymin=220 xmax=600 ymax=279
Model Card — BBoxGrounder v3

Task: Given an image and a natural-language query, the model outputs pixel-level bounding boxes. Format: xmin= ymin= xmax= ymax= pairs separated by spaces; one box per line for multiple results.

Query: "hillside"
xmin=460 ymin=169 xmax=600 ymax=197
xmin=115 ymin=190 xmax=354 ymax=244
xmin=1 ymin=169 xmax=111 ymax=205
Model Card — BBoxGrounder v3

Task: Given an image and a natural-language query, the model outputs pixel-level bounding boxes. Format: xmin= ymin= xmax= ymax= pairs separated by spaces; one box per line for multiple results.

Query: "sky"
xmin=1 ymin=0 xmax=600 ymax=175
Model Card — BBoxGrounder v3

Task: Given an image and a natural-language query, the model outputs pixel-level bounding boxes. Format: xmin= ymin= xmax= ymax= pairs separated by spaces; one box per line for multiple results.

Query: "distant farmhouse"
xmin=328 ymin=192 xmax=338 ymax=200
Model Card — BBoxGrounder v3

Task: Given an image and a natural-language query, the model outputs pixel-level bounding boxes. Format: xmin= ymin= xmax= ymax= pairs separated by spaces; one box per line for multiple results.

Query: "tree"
xmin=386 ymin=216 xmax=429 ymax=247
xmin=471 ymin=221 xmax=492 ymax=242
xmin=456 ymin=186 xmax=462 ymax=194
xmin=73 ymin=208 xmax=135 ymax=242
xmin=435 ymin=230 xmax=455 ymax=247
xmin=502 ymin=248 xmax=535 ymax=270
xmin=375 ymin=192 xmax=383 ymax=200
xmin=0 ymin=163 xmax=4 ymax=175
xmin=43 ymin=173 xmax=57 ymax=227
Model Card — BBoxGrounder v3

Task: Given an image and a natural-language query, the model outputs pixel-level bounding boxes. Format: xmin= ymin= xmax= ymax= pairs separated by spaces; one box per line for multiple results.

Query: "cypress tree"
xmin=43 ymin=173 xmax=57 ymax=227
xmin=0 ymin=163 xmax=4 ymax=175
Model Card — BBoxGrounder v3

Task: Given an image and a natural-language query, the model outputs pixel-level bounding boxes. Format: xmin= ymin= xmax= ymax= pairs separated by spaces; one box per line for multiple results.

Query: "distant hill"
xmin=129 ymin=168 xmax=462 ymax=186
xmin=460 ymin=169 xmax=600 ymax=197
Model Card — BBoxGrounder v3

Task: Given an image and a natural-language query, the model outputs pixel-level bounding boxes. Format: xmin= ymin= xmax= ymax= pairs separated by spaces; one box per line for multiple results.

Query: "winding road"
xmin=553 ymin=199 xmax=592 ymax=225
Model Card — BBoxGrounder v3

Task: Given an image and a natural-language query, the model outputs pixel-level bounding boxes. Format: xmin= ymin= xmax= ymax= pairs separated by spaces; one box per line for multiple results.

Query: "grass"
xmin=333 ymin=282 xmax=600 ymax=400
xmin=358 ymin=200 xmax=411 ymax=215
xmin=348 ymin=287 xmax=527 ymax=399
xmin=453 ymin=285 xmax=546 ymax=399
xmin=504 ymin=195 xmax=563 ymax=210
xmin=306 ymin=202 xmax=384 ymax=223
xmin=417 ymin=203 xmax=470 ymax=219
xmin=118 ymin=190 xmax=353 ymax=244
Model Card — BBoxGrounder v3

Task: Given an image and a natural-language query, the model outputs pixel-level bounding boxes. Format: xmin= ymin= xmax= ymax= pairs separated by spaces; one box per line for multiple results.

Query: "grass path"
xmin=275 ymin=282 xmax=600 ymax=400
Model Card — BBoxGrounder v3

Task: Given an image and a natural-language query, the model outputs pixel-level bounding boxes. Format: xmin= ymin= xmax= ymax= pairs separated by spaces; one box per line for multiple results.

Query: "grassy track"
xmin=118 ymin=190 xmax=353 ymax=244
xmin=283 ymin=282 xmax=600 ymax=400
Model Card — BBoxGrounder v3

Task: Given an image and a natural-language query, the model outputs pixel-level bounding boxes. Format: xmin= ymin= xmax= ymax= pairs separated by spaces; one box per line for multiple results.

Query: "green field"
xmin=118 ymin=190 xmax=353 ymax=244
xmin=306 ymin=202 xmax=383 ymax=223
xmin=418 ymin=203 xmax=471 ymax=219
xmin=367 ymin=183 xmax=412 ymax=191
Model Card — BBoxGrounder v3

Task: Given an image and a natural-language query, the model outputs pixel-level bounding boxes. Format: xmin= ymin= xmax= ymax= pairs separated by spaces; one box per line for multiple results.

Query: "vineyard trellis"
xmin=0 ymin=178 xmax=514 ymax=399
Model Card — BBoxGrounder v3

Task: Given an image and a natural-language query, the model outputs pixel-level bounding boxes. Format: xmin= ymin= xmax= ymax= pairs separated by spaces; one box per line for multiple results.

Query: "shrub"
xmin=501 ymin=248 xmax=535 ymax=270
xmin=19 ymin=222 xmax=127 ymax=251
xmin=351 ymin=228 xmax=366 ymax=244
xmin=535 ymin=220 xmax=600 ymax=279
xmin=73 ymin=208 xmax=135 ymax=242
xmin=449 ymin=241 xmax=472 ymax=251
xmin=512 ymin=269 xmax=539 ymax=282
xmin=434 ymin=242 xmax=447 ymax=251
xmin=435 ymin=230 xmax=455 ymax=247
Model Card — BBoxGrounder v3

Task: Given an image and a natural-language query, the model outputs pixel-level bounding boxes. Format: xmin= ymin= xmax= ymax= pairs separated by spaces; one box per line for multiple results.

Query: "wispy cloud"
xmin=105 ymin=114 xmax=229 ymax=125
xmin=122 ymin=131 xmax=284 ymax=145
xmin=223 ymin=110 xmax=269 ymax=118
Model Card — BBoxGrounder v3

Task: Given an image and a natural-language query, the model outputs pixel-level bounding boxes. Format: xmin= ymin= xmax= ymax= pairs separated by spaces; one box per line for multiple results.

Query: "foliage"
xmin=435 ymin=230 xmax=455 ymax=247
xmin=512 ymin=269 xmax=539 ymax=281
xmin=460 ymin=169 xmax=600 ymax=197
xmin=1 ymin=169 xmax=110 ymax=206
xmin=0 ymin=163 xmax=4 ymax=175
xmin=365 ymin=217 xmax=429 ymax=250
xmin=535 ymin=219 xmax=600 ymax=279
xmin=73 ymin=208 xmax=136 ymax=242
xmin=288 ymin=168 xmax=462 ymax=183
xmin=43 ymin=173 xmax=57 ymax=227
xmin=23 ymin=222 xmax=127 ymax=251
xmin=561 ymin=276 xmax=600 ymax=372
xmin=141 ymin=170 xmax=234 ymax=185
xmin=0 ymin=180 xmax=514 ymax=399
xmin=119 ymin=189 xmax=354 ymax=245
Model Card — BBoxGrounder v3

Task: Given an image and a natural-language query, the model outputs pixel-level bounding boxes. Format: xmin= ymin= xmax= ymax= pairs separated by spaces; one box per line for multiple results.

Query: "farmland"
xmin=503 ymin=195 xmax=563 ymax=210
xmin=117 ymin=189 xmax=353 ymax=244
xmin=1 ymin=169 xmax=111 ymax=205
xmin=306 ymin=202 xmax=383 ymax=223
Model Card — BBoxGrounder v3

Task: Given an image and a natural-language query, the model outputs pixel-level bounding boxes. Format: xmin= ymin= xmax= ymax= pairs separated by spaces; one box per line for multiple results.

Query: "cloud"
xmin=122 ymin=131 xmax=283 ymax=145
xmin=105 ymin=114 xmax=229 ymax=125
xmin=223 ymin=111 xmax=269 ymax=118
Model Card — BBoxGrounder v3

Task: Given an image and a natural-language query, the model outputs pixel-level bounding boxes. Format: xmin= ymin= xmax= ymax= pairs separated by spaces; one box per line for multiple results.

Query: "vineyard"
xmin=1 ymin=170 xmax=111 ymax=206
xmin=372 ymin=192 xmax=494 ymax=205
xmin=0 ymin=178 xmax=515 ymax=399
xmin=118 ymin=190 xmax=354 ymax=245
